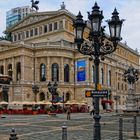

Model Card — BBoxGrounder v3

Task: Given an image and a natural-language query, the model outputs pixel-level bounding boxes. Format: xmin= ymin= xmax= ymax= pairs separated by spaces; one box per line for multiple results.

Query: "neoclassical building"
xmin=0 ymin=3 xmax=139 ymax=108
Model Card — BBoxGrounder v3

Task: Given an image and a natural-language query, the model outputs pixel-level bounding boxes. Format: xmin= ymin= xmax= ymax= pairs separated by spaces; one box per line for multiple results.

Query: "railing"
xmin=32 ymin=40 xmax=76 ymax=49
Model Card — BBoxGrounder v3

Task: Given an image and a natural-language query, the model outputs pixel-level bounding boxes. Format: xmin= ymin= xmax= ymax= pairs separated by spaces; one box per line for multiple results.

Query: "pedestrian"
xmin=90 ymin=106 xmax=95 ymax=116
xmin=66 ymin=106 xmax=71 ymax=120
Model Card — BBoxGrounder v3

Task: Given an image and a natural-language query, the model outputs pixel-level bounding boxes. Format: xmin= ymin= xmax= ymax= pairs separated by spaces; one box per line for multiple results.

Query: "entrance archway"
xmin=66 ymin=92 xmax=71 ymax=102
xmin=39 ymin=92 xmax=45 ymax=101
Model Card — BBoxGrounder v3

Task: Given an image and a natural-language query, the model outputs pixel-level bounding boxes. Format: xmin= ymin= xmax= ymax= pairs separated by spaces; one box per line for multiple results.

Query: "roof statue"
xmin=61 ymin=2 xmax=66 ymax=10
xmin=31 ymin=0 xmax=39 ymax=11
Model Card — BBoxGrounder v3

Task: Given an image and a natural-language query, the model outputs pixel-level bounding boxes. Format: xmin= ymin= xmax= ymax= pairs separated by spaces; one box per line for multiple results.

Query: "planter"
xmin=32 ymin=111 xmax=38 ymax=115
xmin=0 ymin=110 xmax=3 ymax=114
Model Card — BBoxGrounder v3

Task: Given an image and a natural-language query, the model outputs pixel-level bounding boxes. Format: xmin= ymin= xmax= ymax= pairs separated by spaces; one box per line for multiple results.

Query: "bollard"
xmin=62 ymin=123 xmax=67 ymax=140
xmin=119 ymin=115 xmax=123 ymax=140
xmin=9 ymin=128 xmax=18 ymax=140
xmin=131 ymin=115 xmax=139 ymax=139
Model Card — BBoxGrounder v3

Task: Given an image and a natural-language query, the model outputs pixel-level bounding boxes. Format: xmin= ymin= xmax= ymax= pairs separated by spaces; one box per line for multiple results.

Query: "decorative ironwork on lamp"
xmin=73 ymin=2 xmax=124 ymax=140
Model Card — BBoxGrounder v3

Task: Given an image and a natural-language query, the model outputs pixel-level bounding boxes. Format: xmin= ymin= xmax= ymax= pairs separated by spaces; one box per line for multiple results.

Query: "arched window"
xmin=39 ymin=92 xmax=45 ymax=101
xmin=2 ymin=86 xmax=9 ymax=102
xmin=66 ymin=92 xmax=70 ymax=101
xmin=108 ymin=70 xmax=111 ymax=86
xmin=92 ymin=66 xmax=95 ymax=83
xmin=16 ymin=62 xmax=21 ymax=81
xmin=52 ymin=63 xmax=59 ymax=82
xmin=0 ymin=65 xmax=4 ymax=74
xmin=101 ymin=68 xmax=104 ymax=85
xmin=118 ymin=82 xmax=120 ymax=90
xmin=8 ymin=64 xmax=12 ymax=77
xmin=64 ymin=64 xmax=69 ymax=82
xmin=40 ymin=63 xmax=46 ymax=81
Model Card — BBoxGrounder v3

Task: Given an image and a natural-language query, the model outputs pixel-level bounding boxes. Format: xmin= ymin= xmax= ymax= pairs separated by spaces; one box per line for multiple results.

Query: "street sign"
xmin=97 ymin=84 xmax=102 ymax=90
xmin=85 ymin=90 xmax=108 ymax=98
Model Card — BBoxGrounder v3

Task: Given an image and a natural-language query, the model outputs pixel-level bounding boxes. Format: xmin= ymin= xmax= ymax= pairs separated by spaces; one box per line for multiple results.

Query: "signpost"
xmin=85 ymin=90 xmax=108 ymax=98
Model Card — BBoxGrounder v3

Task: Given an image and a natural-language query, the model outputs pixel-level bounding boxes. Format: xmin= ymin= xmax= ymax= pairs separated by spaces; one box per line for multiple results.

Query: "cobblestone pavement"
xmin=0 ymin=112 xmax=139 ymax=140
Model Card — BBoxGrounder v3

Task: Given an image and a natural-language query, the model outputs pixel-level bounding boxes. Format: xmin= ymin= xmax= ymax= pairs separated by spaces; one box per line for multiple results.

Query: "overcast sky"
xmin=0 ymin=0 xmax=140 ymax=52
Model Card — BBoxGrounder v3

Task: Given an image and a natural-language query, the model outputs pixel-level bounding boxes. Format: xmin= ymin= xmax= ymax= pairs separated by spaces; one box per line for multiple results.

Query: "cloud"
xmin=118 ymin=0 xmax=140 ymax=51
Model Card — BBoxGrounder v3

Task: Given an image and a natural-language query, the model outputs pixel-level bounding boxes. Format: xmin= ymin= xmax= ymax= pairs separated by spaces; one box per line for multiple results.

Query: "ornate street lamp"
xmin=123 ymin=65 xmax=139 ymax=111
xmin=73 ymin=2 xmax=124 ymax=140
xmin=123 ymin=65 xmax=139 ymax=85
xmin=47 ymin=81 xmax=58 ymax=103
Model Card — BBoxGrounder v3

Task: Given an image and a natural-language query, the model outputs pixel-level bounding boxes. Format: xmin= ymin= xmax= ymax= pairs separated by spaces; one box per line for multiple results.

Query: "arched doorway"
xmin=39 ymin=92 xmax=45 ymax=101
xmin=66 ymin=92 xmax=71 ymax=102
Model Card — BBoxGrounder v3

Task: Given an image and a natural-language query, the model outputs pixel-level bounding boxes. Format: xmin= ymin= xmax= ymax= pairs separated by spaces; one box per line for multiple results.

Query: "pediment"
xmin=7 ymin=11 xmax=58 ymax=31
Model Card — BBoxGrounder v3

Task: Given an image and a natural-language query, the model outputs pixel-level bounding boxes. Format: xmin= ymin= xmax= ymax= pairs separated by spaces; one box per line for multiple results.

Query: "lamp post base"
xmin=94 ymin=114 xmax=101 ymax=140
xmin=130 ymin=136 xmax=139 ymax=139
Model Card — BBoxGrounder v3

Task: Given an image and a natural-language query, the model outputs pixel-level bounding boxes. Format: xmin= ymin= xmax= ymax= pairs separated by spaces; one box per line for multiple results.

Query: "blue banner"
xmin=77 ymin=60 xmax=86 ymax=81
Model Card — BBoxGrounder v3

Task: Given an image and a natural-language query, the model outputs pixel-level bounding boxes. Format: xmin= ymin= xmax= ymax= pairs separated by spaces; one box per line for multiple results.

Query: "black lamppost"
xmin=47 ymin=81 xmax=58 ymax=103
xmin=73 ymin=2 xmax=124 ymax=140
xmin=114 ymin=95 xmax=120 ymax=113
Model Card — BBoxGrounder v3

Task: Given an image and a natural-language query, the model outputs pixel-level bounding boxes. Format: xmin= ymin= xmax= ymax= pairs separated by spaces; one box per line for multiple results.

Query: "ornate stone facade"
xmin=1 ymin=6 xmax=139 ymax=109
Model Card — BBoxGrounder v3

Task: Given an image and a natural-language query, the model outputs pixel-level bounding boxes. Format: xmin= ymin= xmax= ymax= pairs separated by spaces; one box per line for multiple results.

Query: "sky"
xmin=0 ymin=0 xmax=140 ymax=52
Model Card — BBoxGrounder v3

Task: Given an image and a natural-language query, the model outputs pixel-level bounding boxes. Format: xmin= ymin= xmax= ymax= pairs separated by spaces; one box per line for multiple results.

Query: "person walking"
xmin=90 ymin=106 xmax=95 ymax=116
xmin=66 ymin=106 xmax=71 ymax=120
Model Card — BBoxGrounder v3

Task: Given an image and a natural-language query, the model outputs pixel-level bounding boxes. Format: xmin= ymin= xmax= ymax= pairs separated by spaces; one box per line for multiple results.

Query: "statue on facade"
xmin=31 ymin=0 xmax=39 ymax=11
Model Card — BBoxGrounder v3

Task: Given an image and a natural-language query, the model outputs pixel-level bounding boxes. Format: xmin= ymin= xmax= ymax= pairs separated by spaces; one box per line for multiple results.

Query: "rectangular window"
xmin=39 ymin=26 xmax=42 ymax=34
xmin=54 ymin=22 xmax=58 ymax=30
xmin=30 ymin=29 xmax=33 ymax=37
xmin=26 ymin=31 xmax=29 ymax=38
xmin=59 ymin=21 xmax=63 ymax=29
xmin=44 ymin=25 xmax=47 ymax=33
xmin=49 ymin=23 xmax=52 ymax=32
xmin=18 ymin=33 xmax=21 ymax=40
xmin=22 ymin=32 xmax=25 ymax=39
xmin=14 ymin=35 xmax=17 ymax=41
xmin=118 ymin=82 xmax=120 ymax=90
xmin=34 ymin=28 xmax=38 ymax=36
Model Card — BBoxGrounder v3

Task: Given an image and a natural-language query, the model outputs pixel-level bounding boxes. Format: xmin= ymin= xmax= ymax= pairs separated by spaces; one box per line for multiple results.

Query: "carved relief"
xmin=13 ymin=15 xmax=51 ymax=30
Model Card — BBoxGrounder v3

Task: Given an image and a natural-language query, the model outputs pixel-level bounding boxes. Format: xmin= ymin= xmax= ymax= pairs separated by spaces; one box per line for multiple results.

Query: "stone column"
xmin=47 ymin=56 xmax=51 ymax=81
xmin=126 ymin=84 xmax=136 ymax=110
xmin=21 ymin=55 xmax=25 ymax=81
xmin=60 ymin=57 xmax=64 ymax=83
xmin=3 ymin=59 xmax=6 ymax=75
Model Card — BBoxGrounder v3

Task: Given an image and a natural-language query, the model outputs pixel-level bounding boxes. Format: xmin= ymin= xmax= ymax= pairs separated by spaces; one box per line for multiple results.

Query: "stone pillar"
xmin=21 ymin=56 xmax=24 ymax=81
xmin=126 ymin=84 xmax=136 ymax=110
xmin=47 ymin=57 xmax=51 ymax=81
xmin=62 ymin=19 xmax=65 ymax=29
xmin=60 ymin=57 xmax=64 ymax=83
xmin=3 ymin=59 xmax=6 ymax=75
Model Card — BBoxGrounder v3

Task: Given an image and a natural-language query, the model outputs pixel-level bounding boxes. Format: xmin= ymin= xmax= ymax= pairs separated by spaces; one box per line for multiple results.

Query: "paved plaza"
xmin=0 ymin=112 xmax=139 ymax=140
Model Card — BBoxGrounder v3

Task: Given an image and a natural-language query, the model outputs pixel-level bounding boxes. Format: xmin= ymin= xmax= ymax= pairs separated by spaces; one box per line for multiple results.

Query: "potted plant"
xmin=32 ymin=106 xmax=38 ymax=115
xmin=0 ymin=106 xmax=4 ymax=114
